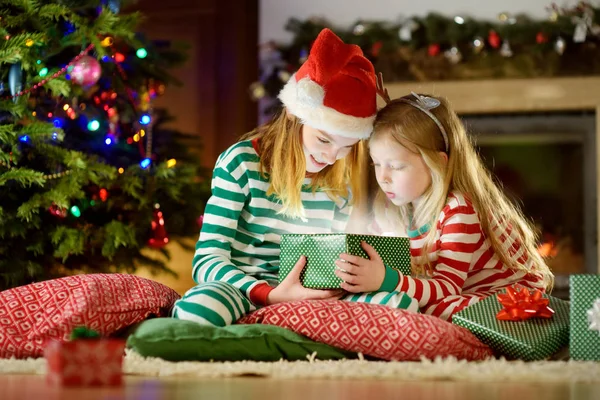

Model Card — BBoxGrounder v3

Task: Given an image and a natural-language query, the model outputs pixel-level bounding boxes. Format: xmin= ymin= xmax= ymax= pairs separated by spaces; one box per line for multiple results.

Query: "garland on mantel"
xmin=252 ymin=1 xmax=600 ymax=113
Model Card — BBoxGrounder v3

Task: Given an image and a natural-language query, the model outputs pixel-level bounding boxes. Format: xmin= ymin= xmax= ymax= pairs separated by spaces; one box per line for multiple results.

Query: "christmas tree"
xmin=0 ymin=0 xmax=209 ymax=290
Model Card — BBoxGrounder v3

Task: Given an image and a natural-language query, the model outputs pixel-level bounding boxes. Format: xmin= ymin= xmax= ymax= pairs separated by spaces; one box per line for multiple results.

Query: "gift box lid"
xmin=279 ymin=233 xmax=411 ymax=289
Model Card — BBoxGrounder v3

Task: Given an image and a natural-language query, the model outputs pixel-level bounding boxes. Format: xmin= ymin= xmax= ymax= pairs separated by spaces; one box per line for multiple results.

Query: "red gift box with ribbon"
xmin=44 ymin=338 xmax=125 ymax=386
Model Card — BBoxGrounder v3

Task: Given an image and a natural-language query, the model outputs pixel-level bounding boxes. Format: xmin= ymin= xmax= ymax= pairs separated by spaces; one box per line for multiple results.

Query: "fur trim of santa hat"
xmin=278 ymin=29 xmax=377 ymax=139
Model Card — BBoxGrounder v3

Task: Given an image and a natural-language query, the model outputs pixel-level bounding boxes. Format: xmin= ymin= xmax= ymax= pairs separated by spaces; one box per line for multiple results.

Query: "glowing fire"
xmin=538 ymin=240 xmax=559 ymax=258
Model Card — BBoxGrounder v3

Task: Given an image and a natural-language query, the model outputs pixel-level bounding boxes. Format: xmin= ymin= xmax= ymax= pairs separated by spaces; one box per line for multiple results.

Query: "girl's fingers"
xmin=334 ymin=269 xmax=359 ymax=285
xmin=338 ymin=253 xmax=363 ymax=265
xmin=340 ymin=281 xmax=361 ymax=293
xmin=335 ymin=259 xmax=357 ymax=274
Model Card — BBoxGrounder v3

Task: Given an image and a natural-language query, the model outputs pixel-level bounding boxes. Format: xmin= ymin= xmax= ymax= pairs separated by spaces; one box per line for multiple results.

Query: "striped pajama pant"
xmin=172 ymin=281 xmax=419 ymax=327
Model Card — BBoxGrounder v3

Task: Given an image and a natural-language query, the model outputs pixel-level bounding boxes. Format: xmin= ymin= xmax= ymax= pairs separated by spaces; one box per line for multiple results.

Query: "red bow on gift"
xmin=496 ymin=285 xmax=555 ymax=321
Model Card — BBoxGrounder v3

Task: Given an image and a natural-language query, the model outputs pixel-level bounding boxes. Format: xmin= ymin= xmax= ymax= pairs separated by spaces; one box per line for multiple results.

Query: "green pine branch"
xmin=0 ymin=99 xmax=28 ymax=119
xmin=42 ymin=77 xmax=71 ymax=97
xmin=17 ymin=175 xmax=86 ymax=221
xmin=25 ymin=240 xmax=44 ymax=256
xmin=51 ymin=226 xmax=86 ymax=261
xmin=0 ymin=151 xmax=13 ymax=165
xmin=0 ymin=126 xmax=15 ymax=144
xmin=118 ymin=167 xmax=145 ymax=200
xmin=37 ymin=4 xmax=71 ymax=21
xmin=0 ymin=168 xmax=45 ymax=188
xmin=102 ymin=220 xmax=138 ymax=258
xmin=84 ymin=158 xmax=117 ymax=184
xmin=0 ymin=214 xmax=30 ymax=239
xmin=13 ymin=121 xmax=61 ymax=143
xmin=0 ymin=33 xmax=46 ymax=66
xmin=0 ymin=259 xmax=44 ymax=291
xmin=0 ymin=13 xmax=28 ymax=31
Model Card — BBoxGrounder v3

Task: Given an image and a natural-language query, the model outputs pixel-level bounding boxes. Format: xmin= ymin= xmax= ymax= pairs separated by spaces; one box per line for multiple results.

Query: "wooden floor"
xmin=2 ymin=374 xmax=600 ymax=399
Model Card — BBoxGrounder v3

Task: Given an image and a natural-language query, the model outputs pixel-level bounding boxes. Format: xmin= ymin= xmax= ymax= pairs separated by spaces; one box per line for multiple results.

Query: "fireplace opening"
xmin=463 ymin=112 xmax=597 ymax=299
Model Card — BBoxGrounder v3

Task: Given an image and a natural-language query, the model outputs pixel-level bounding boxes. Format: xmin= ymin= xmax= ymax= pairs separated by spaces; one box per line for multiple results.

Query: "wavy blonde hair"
xmin=241 ymin=110 xmax=370 ymax=219
xmin=371 ymin=97 xmax=554 ymax=290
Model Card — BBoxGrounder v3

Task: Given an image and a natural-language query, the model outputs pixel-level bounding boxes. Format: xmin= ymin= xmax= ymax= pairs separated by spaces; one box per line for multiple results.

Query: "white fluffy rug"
xmin=1 ymin=350 xmax=599 ymax=382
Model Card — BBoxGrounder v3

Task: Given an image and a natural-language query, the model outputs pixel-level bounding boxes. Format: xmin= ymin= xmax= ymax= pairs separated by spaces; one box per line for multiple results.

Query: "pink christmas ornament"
xmin=70 ymin=56 xmax=101 ymax=86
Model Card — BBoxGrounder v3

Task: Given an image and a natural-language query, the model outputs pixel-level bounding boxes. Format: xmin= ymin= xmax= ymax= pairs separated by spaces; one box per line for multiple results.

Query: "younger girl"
xmin=334 ymin=89 xmax=554 ymax=321
xmin=173 ymin=30 xmax=417 ymax=327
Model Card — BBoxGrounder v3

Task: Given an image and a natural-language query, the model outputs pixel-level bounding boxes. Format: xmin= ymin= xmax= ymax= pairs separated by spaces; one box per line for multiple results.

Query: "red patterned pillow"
xmin=238 ymin=300 xmax=492 ymax=361
xmin=0 ymin=273 xmax=180 ymax=359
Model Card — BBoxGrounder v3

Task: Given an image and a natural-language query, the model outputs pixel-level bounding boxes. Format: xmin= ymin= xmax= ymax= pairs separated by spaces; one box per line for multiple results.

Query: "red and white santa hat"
xmin=278 ymin=28 xmax=377 ymax=139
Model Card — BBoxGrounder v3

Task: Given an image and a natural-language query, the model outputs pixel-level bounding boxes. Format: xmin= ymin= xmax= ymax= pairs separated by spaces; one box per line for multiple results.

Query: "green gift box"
xmin=278 ymin=234 xmax=411 ymax=289
xmin=452 ymin=290 xmax=570 ymax=361
xmin=570 ymin=274 xmax=600 ymax=361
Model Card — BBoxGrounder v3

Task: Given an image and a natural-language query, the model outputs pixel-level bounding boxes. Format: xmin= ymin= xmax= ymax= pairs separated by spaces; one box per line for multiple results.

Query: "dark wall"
xmin=125 ymin=0 xmax=259 ymax=168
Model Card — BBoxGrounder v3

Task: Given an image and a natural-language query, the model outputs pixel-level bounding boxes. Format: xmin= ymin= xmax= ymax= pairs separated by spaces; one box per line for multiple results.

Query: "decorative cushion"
xmin=0 ymin=273 xmax=180 ymax=359
xmin=237 ymin=300 xmax=493 ymax=361
xmin=127 ymin=317 xmax=356 ymax=362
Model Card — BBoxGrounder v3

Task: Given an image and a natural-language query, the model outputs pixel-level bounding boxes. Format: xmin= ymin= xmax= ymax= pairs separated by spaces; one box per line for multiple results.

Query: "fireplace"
xmin=385 ymin=76 xmax=600 ymax=300
xmin=463 ymin=112 xmax=597 ymax=299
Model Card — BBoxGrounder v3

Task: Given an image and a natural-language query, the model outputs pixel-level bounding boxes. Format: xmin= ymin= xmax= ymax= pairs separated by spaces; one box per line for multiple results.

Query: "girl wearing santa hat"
xmin=173 ymin=29 xmax=417 ymax=326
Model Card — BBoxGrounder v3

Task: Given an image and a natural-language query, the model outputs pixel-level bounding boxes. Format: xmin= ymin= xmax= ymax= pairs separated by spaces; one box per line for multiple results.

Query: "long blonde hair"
xmin=241 ymin=110 xmax=369 ymax=219
xmin=371 ymin=97 xmax=553 ymax=290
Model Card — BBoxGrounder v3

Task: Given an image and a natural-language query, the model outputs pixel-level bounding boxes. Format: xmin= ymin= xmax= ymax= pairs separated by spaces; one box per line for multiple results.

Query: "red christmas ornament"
xmin=428 ymin=44 xmax=440 ymax=57
xmin=536 ymin=32 xmax=548 ymax=44
xmin=371 ymin=41 xmax=383 ymax=57
xmin=148 ymin=205 xmax=169 ymax=248
xmin=197 ymin=214 xmax=204 ymax=229
xmin=488 ymin=30 xmax=501 ymax=49
xmin=70 ymin=55 xmax=101 ymax=87
xmin=49 ymin=203 xmax=68 ymax=218
xmin=99 ymin=188 xmax=108 ymax=202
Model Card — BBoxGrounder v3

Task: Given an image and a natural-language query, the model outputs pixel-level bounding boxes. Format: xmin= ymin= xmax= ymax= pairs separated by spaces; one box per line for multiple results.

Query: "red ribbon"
xmin=496 ymin=285 xmax=555 ymax=321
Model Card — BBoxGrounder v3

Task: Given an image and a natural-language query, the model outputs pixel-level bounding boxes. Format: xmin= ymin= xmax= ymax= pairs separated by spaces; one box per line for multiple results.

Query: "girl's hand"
xmin=268 ymin=256 xmax=344 ymax=305
xmin=334 ymin=241 xmax=386 ymax=293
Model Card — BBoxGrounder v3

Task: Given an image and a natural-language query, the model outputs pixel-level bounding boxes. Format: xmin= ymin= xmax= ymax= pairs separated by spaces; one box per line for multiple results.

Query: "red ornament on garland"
xmin=488 ymin=30 xmax=501 ymax=49
xmin=49 ymin=203 xmax=68 ymax=218
xmin=428 ymin=44 xmax=440 ymax=57
xmin=536 ymin=32 xmax=548 ymax=44
xmin=197 ymin=214 xmax=204 ymax=230
xmin=148 ymin=204 xmax=169 ymax=248
xmin=70 ymin=55 xmax=101 ymax=87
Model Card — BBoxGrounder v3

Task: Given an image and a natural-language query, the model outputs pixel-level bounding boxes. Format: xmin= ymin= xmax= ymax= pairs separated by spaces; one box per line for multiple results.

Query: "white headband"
xmin=398 ymin=92 xmax=449 ymax=153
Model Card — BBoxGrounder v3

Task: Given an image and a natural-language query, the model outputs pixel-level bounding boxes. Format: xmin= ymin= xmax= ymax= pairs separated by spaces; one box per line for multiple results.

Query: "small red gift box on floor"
xmin=44 ymin=338 xmax=126 ymax=386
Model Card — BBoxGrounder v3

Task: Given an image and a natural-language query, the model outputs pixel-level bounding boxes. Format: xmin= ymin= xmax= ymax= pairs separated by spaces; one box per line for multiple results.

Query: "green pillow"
xmin=126 ymin=318 xmax=357 ymax=362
